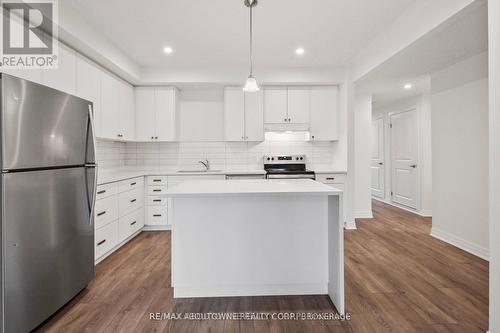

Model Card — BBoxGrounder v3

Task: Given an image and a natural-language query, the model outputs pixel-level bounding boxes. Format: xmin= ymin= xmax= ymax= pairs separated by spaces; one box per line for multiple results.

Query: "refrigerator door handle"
xmin=86 ymin=104 xmax=97 ymax=165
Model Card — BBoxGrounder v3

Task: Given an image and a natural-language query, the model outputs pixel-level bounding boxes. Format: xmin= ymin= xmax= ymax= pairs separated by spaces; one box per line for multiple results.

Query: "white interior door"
xmin=390 ymin=109 xmax=418 ymax=209
xmin=371 ymin=117 xmax=385 ymax=198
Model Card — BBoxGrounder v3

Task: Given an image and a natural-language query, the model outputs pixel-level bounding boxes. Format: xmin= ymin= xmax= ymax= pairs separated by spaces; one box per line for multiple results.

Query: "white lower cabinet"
xmin=94 ymin=177 xmax=144 ymax=262
xmin=146 ymin=206 xmax=168 ymax=226
xmin=316 ymin=173 xmax=348 ymax=227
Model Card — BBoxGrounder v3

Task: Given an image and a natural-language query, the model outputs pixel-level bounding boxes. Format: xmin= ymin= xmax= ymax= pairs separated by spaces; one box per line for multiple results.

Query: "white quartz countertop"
xmin=97 ymin=168 xmax=267 ymax=184
xmin=163 ymin=179 xmax=343 ymax=197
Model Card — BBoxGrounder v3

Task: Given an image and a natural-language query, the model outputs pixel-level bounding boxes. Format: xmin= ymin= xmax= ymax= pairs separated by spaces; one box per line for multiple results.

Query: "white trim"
xmin=431 ymin=227 xmax=489 ymax=261
xmin=173 ymin=283 xmax=328 ymax=298
xmin=345 ymin=220 xmax=357 ymax=230
xmin=372 ymin=196 xmax=432 ymax=217
xmin=354 ymin=211 xmax=373 ymax=219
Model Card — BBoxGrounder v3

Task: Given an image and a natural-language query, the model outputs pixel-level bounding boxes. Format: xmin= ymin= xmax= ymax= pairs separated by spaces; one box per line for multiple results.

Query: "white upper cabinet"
xmin=100 ymin=72 xmax=121 ymax=140
xmin=135 ymin=88 xmax=156 ymax=141
xmin=155 ymin=88 xmax=178 ymax=141
xmin=264 ymin=88 xmax=288 ymax=124
xmin=76 ymin=55 xmax=102 ymax=136
xmin=224 ymin=88 xmax=245 ymax=141
xmin=41 ymin=44 xmax=76 ymax=95
xmin=135 ymin=87 xmax=179 ymax=142
xmin=244 ymin=90 xmax=264 ymax=141
xmin=310 ymin=87 xmax=339 ymax=141
xmin=224 ymin=88 xmax=264 ymax=142
xmin=287 ymin=88 xmax=310 ymax=124
xmin=119 ymin=80 xmax=135 ymax=141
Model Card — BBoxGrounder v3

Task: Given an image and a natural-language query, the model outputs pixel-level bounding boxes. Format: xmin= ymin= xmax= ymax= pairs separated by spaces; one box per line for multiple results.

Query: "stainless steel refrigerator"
xmin=0 ymin=74 xmax=97 ymax=333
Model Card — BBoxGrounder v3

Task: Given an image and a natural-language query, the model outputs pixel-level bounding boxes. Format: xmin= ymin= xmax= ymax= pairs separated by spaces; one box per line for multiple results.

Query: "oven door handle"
xmin=266 ymin=174 xmax=316 ymax=180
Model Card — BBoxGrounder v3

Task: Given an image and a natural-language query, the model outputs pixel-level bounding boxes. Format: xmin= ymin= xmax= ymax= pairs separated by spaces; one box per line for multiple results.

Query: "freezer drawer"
xmin=1 ymin=167 xmax=94 ymax=333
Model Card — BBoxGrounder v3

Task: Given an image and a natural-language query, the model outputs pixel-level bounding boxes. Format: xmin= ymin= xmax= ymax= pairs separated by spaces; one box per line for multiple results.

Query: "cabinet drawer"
xmin=147 ymin=186 xmax=168 ymax=195
xmin=119 ymin=187 xmax=144 ymax=216
xmin=95 ymin=220 xmax=119 ymax=259
xmin=316 ymin=173 xmax=346 ymax=184
xmin=146 ymin=206 xmax=168 ymax=226
xmin=95 ymin=195 xmax=119 ymax=229
xmin=147 ymin=196 xmax=168 ymax=206
xmin=96 ymin=183 xmax=118 ymax=200
xmin=118 ymin=208 xmax=144 ymax=242
xmin=118 ymin=177 xmax=144 ymax=193
xmin=147 ymin=176 xmax=168 ymax=186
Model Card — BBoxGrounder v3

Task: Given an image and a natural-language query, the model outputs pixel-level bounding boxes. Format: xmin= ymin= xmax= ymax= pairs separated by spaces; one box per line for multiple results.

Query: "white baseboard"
xmin=173 ymin=283 xmax=328 ymax=298
xmin=344 ymin=220 xmax=357 ymax=230
xmin=354 ymin=211 xmax=373 ymax=219
xmin=431 ymin=227 xmax=489 ymax=261
xmin=143 ymin=225 xmax=172 ymax=231
xmin=372 ymin=197 xmax=432 ymax=217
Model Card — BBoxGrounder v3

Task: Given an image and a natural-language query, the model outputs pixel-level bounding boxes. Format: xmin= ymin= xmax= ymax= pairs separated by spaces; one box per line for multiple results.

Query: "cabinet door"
xmin=244 ymin=90 xmax=264 ymax=141
xmin=76 ymin=55 xmax=102 ymax=136
xmin=135 ymin=88 xmax=155 ymax=141
xmin=155 ymin=88 xmax=177 ymax=141
xmin=264 ymin=88 xmax=287 ymax=123
xmin=42 ymin=44 xmax=76 ymax=95
xmin=310 ymin=87 xmax=339 ymax=141
xmin=120 ymin=82 xmax=135 ymax=141
xmin=224 ymin=88 xmax=245 ymax=141
xmin=100 ymin=72 xmax=120 ymax=140
xmin=287 ymin=88 xmax=310 ymax=123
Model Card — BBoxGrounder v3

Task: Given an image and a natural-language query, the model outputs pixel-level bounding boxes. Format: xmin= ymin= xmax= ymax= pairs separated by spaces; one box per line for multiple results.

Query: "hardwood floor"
xmin=38 ymin=200 xmax=488 ymax=332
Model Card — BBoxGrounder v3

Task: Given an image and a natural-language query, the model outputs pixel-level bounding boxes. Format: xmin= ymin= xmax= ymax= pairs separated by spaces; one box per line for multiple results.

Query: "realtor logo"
xmin=0 ymin=0 xmax=58 ymax=69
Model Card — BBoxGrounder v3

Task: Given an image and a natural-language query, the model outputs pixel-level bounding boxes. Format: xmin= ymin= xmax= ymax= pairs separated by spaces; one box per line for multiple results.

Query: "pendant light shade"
xmin=243 ymin=75 xmax=260 ymax=92
xmin=243 ymin=0 xmax=259 ymax=92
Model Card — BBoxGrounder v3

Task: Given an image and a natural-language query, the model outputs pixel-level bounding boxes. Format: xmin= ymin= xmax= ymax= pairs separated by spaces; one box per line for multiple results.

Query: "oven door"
xmin=266 ymin=173 xmax=316 ymax=180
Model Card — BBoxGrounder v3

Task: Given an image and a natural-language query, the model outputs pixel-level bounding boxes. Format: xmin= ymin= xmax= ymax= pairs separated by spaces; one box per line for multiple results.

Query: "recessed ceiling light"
xmin=295 ymin=48 xmax=305 ymax=55
xmin=163 ymin=46 xmax=173 ymax=54
xmin=404 ymin=83 xmax=413 ymax=90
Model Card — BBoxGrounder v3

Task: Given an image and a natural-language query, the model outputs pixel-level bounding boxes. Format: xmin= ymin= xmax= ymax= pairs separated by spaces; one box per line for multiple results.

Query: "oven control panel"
xmin=264 ymin=154 xmax=306 ymax=164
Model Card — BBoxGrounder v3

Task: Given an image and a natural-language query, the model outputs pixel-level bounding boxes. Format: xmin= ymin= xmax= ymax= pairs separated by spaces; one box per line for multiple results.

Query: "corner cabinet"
xmin=100 ymin=71 xmax=135 ymax=141
xmin=310 ymin=87 xmax=339 ymax=141
xmin=224 ymin=88 xmax=264 ymax=142
xmin=135 ymin=87 xmax=179 ymax=142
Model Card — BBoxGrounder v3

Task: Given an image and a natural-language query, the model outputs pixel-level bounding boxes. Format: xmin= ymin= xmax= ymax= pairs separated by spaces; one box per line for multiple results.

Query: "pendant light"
xmin=243 ymin=0 xmax=259 ymax=92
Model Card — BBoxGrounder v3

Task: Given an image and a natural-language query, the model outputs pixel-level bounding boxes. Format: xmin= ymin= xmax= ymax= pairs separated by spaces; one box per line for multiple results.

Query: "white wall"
xmin=431 ymin=76 xmax=489 ymax=260
xmin=353 ymin=94 xmax=373 ymax=218
xmin=372 ymin=93 xmax=433 ymax=216
xmin=488 ymin=0 xmax=500 ymax=330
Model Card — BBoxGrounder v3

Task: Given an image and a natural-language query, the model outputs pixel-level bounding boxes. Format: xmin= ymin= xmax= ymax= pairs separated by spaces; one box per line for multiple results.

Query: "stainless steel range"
xmin=264 ymin=154 xmax=315 ymax=180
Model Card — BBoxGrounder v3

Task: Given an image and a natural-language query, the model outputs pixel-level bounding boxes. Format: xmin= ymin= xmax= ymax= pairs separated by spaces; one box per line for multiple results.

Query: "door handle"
xmin=410 ymin=164 xmax=417 ymax=168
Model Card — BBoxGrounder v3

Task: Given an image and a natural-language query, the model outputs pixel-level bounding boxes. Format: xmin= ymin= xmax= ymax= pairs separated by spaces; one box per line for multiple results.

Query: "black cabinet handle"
xmin=153 ymin=189 xmax=161 ymax=192
xmin=326 ymin=178 xmax=335 ymax=181
xmin=97 ymin=190 xmax=106 ymax=194
xmin=130 ymin=199 xmax=137 ymax=203
xmin=97 ymin=239 xmax=106 ymax=246
xmin=153 ymin=179 xmax=161 ymax=182
xmin=153 ymin=199 xmax=162 ymax=202
xmin=97 ymin=211 xmax=106 ymax=216
xmin=130 ymin=221 xmax=137 ymax=226
xmin=153 ymin=214 xmax=162 ymax=217
xmin=130 ymin=182 xmax=137 ymax=186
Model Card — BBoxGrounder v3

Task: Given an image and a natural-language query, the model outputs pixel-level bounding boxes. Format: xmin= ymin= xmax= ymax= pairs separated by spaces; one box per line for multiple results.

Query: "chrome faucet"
xmin=198 ymin=159 xmax=210 ymax=171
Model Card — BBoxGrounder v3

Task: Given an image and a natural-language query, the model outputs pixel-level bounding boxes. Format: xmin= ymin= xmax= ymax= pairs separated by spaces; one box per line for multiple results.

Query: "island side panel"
xmin=328 ymin=194 xmax=345 ymax=315
xmin=171 ymin=195 xmax=329 ymax=298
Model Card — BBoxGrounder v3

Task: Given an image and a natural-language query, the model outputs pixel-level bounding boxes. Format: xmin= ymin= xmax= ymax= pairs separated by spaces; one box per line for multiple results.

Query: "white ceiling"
xmin=69 ymin=0 xmax=415 ymax=70
xmin=357 ymin=0 xmax=487 ymax=105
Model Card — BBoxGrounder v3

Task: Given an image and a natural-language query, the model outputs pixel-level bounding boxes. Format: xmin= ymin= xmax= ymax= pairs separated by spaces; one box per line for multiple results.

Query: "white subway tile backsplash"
xmin=96 ymin=139 xmax=339 ymax=170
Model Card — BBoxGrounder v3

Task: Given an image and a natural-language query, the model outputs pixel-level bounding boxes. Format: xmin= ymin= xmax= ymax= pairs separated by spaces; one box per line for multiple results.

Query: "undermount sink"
xmin=177 ymin=170 xmax=222 ymax=173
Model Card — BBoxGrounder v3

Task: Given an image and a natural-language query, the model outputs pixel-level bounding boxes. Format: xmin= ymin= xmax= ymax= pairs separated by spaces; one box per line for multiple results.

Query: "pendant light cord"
xmin=249 ymin=3 xmax=253 ymax=76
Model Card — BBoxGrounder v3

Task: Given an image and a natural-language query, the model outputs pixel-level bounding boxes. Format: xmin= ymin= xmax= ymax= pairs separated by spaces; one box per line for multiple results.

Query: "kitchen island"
xmin=164 ymin=179 xmax=344 ymax=314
